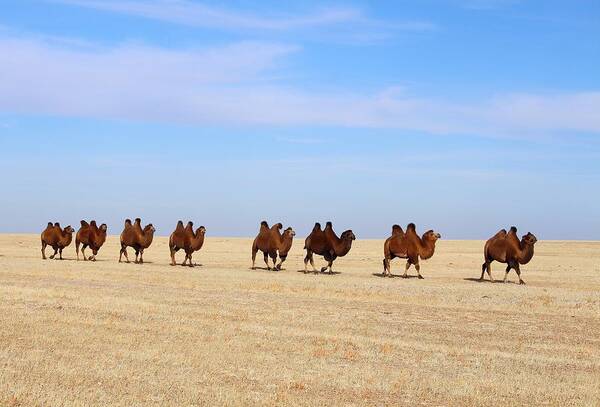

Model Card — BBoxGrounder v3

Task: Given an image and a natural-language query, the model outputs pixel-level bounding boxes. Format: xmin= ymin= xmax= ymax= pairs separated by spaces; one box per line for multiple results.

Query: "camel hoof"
xmin=418 ymin=275 xmax=424 ymax=280
xmin=251 ymin=267 xmax=256 ymax=270
xmin=320 ymin=267 xmax=328 ymax=273
xmin=519 ymin=280 xmax=526 ymax=285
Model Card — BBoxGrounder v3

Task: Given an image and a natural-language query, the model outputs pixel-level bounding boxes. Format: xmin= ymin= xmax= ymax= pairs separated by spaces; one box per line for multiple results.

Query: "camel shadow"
xmin=463 ymin=277 xmax=519 ymax=284
xmin=372 ymin=273 xmax=420 ymax=279
xmin=250 ymin=267 xmax=282 ymax=271
xmin=296 ymin=270 xmax=341 ymax=275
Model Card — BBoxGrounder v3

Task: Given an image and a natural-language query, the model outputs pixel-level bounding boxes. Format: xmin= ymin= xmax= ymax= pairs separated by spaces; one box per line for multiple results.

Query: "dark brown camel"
xmin=304 ymin=221 xmax=355 ymax=274
xmin=480 ymin=226 xmax=537 ymax=284
xmin=41 ymin=222 xmax=75 ymax=260
xmin=169 ymin=220 xmax=206 ymax=267
xmin=76 ymin=220 xmax=107 ymax=261
xmin=382 ymin=223 xmax=441 ymax=278
xmin=119 ymin=218 xmax=156 ymax=264
xmin=251 ymin=221 xmax=296 ymax=270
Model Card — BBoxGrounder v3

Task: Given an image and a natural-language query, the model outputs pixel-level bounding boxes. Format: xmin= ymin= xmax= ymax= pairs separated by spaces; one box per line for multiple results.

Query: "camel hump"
xmin=407 ymin=223 xmax=416 ymax=232
xmin=134 ymin=218 xmax=141 ymax=224
xmin=47 ymin=222 xmax=54 ymax=228
xmin=509 ymin=226 xmax=518 ymax=234
xmin=54 ymin=222 xmax=61 ymax=228
xmin=392 ymin=224 xmax=404 ymax=235
xmin=325 ymin=221 xmax=333 ymax=228
xmin=90 ymin=220 xmax=97 ymax=228
xmin=80 ymin=220 xmax=89 ymax=228
xmin=313 ymin=222 xmax=322 ymax=232
xmin=177 ymin=220 xmax=184 ymax=227
xmin=274 ymin=223 xmax=283 ymax=230
xmin=124 ymin=219 xmax=132 ymax=228
xmin=186 ymin=221 xmax=194 ymax=228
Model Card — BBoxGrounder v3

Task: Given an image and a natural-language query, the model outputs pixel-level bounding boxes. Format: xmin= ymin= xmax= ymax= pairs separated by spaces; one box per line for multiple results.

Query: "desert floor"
xmin=0 ymin=235 xmax=599 ymax=406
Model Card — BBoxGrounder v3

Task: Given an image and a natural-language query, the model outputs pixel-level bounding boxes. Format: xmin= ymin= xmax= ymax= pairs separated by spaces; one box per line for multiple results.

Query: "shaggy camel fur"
xmin=382 ymin=223 xmax=441 ymax=278
xmin=251 ymin=221 xmax=296 ymax=270
xmin=481 ymin=226 xmax=537 ymax=284
xmin=119 ymin=218 xmax=156 ymax=264
xmin=304 ymin=221 xmax=355 ymax=274
xmin=169 ymin=221 xmax=206 ymax=267
xmin=41 ymin=222 xmax=75 ymax=260
xmin=76 ymin=220 xmax=107 ymax=261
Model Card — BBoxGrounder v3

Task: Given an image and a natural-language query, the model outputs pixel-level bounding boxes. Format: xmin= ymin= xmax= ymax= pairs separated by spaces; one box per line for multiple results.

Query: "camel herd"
xmin=39 ymin=219 xmax=538 ymax=284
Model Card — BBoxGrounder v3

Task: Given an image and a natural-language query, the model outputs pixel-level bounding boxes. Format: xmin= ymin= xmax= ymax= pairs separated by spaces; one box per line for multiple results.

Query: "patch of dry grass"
xmin=0 ymin=235 xmax=599 ymax=406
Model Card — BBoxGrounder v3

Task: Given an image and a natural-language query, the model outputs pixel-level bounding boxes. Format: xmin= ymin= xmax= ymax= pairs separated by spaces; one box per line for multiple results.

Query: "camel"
xmin=480 ymin=226 xmax=537 ymax=285
xmin=76 ymin=220 xmax=107 ymax=261
xmin=169 ymin=220 xmax=206 ymax=267
xmin=251 ymin=221 xmax=296 ymax=270
xmin=304 ymin=221 xmax=355 ymax=274
xmin=41 ymin=222 xmax=75 ymax=260
xmin=119 ymin=218 xmax=156 ymax=264
xmin=382 ymin=223 xmax=441 ymax=278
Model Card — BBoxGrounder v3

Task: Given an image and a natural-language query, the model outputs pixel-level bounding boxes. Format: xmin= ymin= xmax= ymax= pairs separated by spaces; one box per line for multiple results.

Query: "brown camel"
xmin=251 ymin=221 xmax=296 ymax=270
xmin=480 ymin=226 xmax=537 ymax=285
xmin=119 ymin=218 xmax=156 ymax=264
xmin=41 ymin=222 xmax=75 ymax=260
xmin=382 ymin=223 xmax=441 ymax=278
xmin=304 ymin=221 xmax=356 ymax=274
xmin=76 ymin=220 xmax=107 ymax=261
xmin=169 ymin=220 xmax=206 ymax=267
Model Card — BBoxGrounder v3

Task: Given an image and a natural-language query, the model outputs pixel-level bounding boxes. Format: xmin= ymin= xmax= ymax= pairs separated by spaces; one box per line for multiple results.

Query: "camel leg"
xmin=503 ymin=264 xmax=512 ymax=283
xmin=480 ymin=262 xmax=487 ymax=281
xmin=323 ymin=260 xmax=334 ymax=274
xmin=41 ymin=242 xmax=47 ymax=260
xmin=270 ymin=253 xmax=277 ymax=271
xmin=120 ymin=246 xmax=130 ymax=263
xmin=90 ymin=248 xmax=97 ymax=261
xmin=276 ymin=255 xmax=287 ymax=271
xmin=403 ymin=261 xmax=411 ymax=278
xmin=76 ymin=241 xmax=80 ymax=261
xmin=50 ymin=246 xmax=58 ymax=260
xmin=303 ymin=251 xmax=311 ymax=273
xmin=383 ymin=258 xmax=391 ymax=277
xmin=251 ymin=244 xmax=258 ymax=270
xmin=139 ymin=249 xmax=144 ymax=264
xmin=134 ymin=249 xmax=140 ymax=264
xmin=187 ymin=253 xmax=194 ymax=267
xmin=514 ymin=263 xmax=525 ymax=285
xmin=170 ymin=247 xmax=178 ymax=266
xmin=59 ymin=248 xmax=64 ymax=260
xmin=486 ymin=262 xmax=494 ymax=282
xmin=415 ymin=262 xmax=424 ymax=279
xmin=81 ymin=244 xmax=87 ymax=261
xmin=263 ymin=253 xmax=270 ymax=270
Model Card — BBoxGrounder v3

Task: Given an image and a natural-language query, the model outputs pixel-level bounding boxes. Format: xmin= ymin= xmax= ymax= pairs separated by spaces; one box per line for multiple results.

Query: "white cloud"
xmin=0 ymin=35 xmax=598 ymax=137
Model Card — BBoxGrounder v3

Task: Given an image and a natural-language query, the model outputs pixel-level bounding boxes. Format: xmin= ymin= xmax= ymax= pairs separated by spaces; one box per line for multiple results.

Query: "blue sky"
xmin=1 ymin=0 xmax=599 ymax=239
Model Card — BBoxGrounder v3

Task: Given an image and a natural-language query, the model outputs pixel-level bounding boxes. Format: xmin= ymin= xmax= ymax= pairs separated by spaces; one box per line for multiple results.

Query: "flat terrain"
xmin=1 ymin=235 xmax=599 ymax=406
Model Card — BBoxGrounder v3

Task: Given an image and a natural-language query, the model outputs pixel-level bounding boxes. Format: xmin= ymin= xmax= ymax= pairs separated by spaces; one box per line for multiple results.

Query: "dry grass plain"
xmin=0 ymin=234 xmax=599 ymax=406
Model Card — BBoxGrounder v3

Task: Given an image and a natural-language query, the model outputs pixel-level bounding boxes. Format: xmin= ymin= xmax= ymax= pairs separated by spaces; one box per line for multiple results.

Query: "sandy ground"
xmin=0 ymin=234 xmax=599 ymax=406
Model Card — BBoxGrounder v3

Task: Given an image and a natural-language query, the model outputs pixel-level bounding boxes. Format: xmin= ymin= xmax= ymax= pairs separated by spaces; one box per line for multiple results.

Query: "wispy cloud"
xmin=50 ymin=0 xmax=436 ymax=44
xmin=0 ymin=35 xmax=598 ymax=137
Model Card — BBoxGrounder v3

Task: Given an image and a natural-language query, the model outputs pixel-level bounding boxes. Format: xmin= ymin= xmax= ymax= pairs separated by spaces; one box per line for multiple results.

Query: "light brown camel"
xmin=76 ymin=220 xmax=107 ymax=261
xmin=169 ymin=220 xmax=206 ymax=267
xmin=480 ymin=226 xmax=537 ymax=284
xmin=251 ymin=221 xmax=296 ymax=270
xmin=304 ymin=221 xmax=355 ymax=274
xmin=119 ymin=218 xmax=156 ymax=264
xmin=382 ymin=223 xmax=441 ymax=278
xmin=41 ymin=222 xmax=75 ymax=260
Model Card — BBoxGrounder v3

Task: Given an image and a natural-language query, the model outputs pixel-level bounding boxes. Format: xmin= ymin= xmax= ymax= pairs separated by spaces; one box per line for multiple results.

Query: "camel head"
xmin=423 ymin=230 xmax=441 ymax=242
xmin=340 ymin=230 xmax=356 ymax=241
xmin=64 ymin=225 xmax=75 ymax=234
xmin=144 ymin=224 xmax=156 ymax=234
xmin=283 ymin=227 xmax=296 ymax=238
xmin=99 ymin=223 xmax=108 ymax=232
xmin=196 ymin=226 xmax=206 ymax=236
xmin=521 ymin=232 xmax=537 ymax=246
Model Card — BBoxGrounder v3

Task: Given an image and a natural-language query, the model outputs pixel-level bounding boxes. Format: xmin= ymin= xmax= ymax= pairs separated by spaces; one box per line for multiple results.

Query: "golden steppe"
xmin=1 ymin=234 xmax=599 ymax=406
